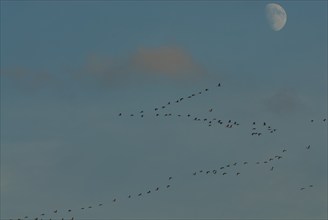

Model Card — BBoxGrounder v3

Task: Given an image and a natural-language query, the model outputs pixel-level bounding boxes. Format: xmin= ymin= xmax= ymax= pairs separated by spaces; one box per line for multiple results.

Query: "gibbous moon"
xmin=266 ymin=3 xmax=287 ymax=31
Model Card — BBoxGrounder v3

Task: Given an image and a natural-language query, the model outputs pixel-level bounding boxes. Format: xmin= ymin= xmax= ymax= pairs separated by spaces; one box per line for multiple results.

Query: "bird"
xmin=206 ymin=170 xmax=210 ymax=174
xmin=324 ymin=118 xmax=327 ymax=122
xmin=243 ymin=162 xmax=248 ymax=165
xmin=306 ymin=145 xmax=311 ymax=149
xmin=253 ymin=122 xmax=256 ymax=125
xmin=277 ymin=156 xmax=282 ymax=159
xmin=130 ymin=114 xmax=134 ymax=117
xmin=141 ymin=115 xmax=144 ymax=118
xmin=270 ymin=166 xmax=274 ymax=171
xmin=113 ymin=198 xmax=117 ymax=202
xmin=169 ymin=176 xmax=173 ymax=180
xmin=256 ymin=162 xmax=260 ymax=164
xmin=193 ymin=172 xmax=196 ymax=175
xmin=81 ymin=207 xmax=85 ymax=210
xmin=236 ymin=172 xmax=240 ymax=176
xmin=162 ymin=106 xmax=165 ymax=109
xmin=213 ymin=170 xmax=217 ymax=174
xmin=209 ymin=108 xmax=213 ymax=112
xmin=218 ymin=83 xmax=221 ymax=87
xmin=222 ymin=172 xmax=227 ymax=175
xmin=226 ymin=164 xmax=230 ymax=167
xmin=118 ymin=113 xmax=122 ymax=116
xmin=138 ymin=193 xmax=142 ymax=196
xmin=155 ymin=108 xmax=158 ymax=111
xmin=258 ymin=133 xmax=262 ymax=136
xmin=140 ymin=110 xmax=144 ymax=113
xmin=128 ymin=195 xmax=131 ymax=198
xmin=98 ymin=203 xmax=103 ymax=206
xmin=180 ymin=98 xmax=183 ymax=101
xmin=205 ymin=89 xmax=208 ymax=91
xmin=88 ymin=206 xmax=92 ymax=209
xmin=269 ymin=158 xmax=273 ymax=161
xmin=282 ymin=149 xmax=287 ymax=152
xmin=264 ymin=161 xmax=268 ymax=164
xmin=311 ymin=119 xmax=314 ymax=122
xmin=233 ymin=162 xmax=237 ymax=166
xmin=187 ymin=114 xmax=191 ymax=117
xmin=68 ymin=209 xmax=71 ymax=212
xmin=147 ymin=190 xmax=151 ymax=194
xmin=199 ymin=170 xmax=203 ymax=173
xmin=41 ymin=214 xmax=45 ymax=216
xmin=300 ymin=187 xmax=305 ymax=190
xmin=166 ymin=184 xmax=170 ymax=188
xmin=156 ymin=114 xmax=159 ymax=116
xmin=167 ymin=102 xmax=170 ymax=105
xmin=54 ymin=210 xmax=57 ymax=214
xmin=192 ymin=94 xmax=195 ymax=96
xmin=263 ymin=122 xmax=266 ymax=126
xmin=309 ymin=185 xmax=313 ymax=187
xmin=188 ymin=96 xmax=191 ymax=98
xmin=155 ymin=187 xmax=159 ymax=191
xmin=220 ymin=166 xmax=224 ymax=169
xmin=198 ymin=91 xmax=202 ymax=94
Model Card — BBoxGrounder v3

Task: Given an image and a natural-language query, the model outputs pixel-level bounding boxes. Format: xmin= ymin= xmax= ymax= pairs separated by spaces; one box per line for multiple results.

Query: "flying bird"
xmin=222 ymin=172 xmax=227 ymax=175
xmin=147 ymin=190 xmax=151 ymax=194
xmin=98 ymin=203 xmax=103 ymax=206
xmin=306 ymin=145 xmax=311 ymax=149
xmin=300 ymin=187 xmax=305 ymax=190
xmin=138 ymin=193 xmax=142 ymax=196
xmin=309 ymin=185 xmax=313 ymax=187
xmin=209 ymin=108 xmax=213 ymax=112
xmin=193 ymin=172 xmax=197 ymax=175
xmin=243 ymin=162 xmax=248 ymax=165
xmin=54 ymin=210 xmax=57 ymax=214
xmin=118 ymin=113 xmax=122 ymax=116
xmin=218 ymin=83 xmax=221 ymax=87
xmin=270 ymin=166 xmax=274 ymax=171
xmin=155 ymin=187 xmax=159 ymax=191
xmin=206 ymin=170 xmax=210 ymax=174
xmin=113 ymin=198 xmax=117 ymax=202
xmin=166 ymin=184 xmax=170 ymax=188
xmin=168 ymin=176 xmax=173 ymax=180
xmin=282 ymin=149 xmax=287 ymax=152
xmin=68 ymin=209 xmax=71 ymax=212
xmin=128 ymin=195 xmax=131 ymax=198
xmin=236 ymin=172 xmax=240 ymax=175
xmin=213 ymin=170 xmax=217 ymax=174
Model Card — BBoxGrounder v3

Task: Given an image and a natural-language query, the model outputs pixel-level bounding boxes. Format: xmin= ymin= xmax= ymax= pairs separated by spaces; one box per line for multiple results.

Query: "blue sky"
xmin=1 ymin=1 xmax=327 ymax=219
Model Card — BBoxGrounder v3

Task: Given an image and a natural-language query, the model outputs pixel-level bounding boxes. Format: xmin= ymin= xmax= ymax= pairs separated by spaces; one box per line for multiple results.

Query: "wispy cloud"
xmin=262 ymin=89 xmax=306 ymax=115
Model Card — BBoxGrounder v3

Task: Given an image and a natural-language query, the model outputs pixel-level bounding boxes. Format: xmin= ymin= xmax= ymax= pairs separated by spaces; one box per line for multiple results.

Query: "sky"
xmin=0 ymin=1 xmax=327 ymax=219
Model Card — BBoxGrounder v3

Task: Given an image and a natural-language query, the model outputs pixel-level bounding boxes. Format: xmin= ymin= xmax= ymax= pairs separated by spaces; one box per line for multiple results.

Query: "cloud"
xmin=1 ymin=67 xmax=57 ymax=92
xmin=80 ymin=46 xmax=205 ymax=83
xmin=131 ymin=46 xmax=204 ymax=76
xmin=262 ymin=89 xmax=306 ymax=115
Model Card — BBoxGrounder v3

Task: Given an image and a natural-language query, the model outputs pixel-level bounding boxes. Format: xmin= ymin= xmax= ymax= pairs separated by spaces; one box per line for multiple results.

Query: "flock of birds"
xmin=11 ymin=82 xmax=327 ymax=220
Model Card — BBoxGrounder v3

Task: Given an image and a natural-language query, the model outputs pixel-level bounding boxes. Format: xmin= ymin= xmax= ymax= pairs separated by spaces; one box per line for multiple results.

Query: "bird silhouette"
xmin=309 ymin=185 xmax=313 ymax=187
xmin=270 ymin=166 xmax=274 ymax=171
xmin=155 ymin=108 xmax=158 ymax=111
xmin=213 ymin=170 xmax=217 ymax=174
xmin=209 ymin=108 xmax=213 ymax=112
xmin=222 ymin=172 xmax=227 ymax=175
xmin=155 ymin=187 xmax=159 ymax=191
xmin=113 ymin=198 xmax=117 ymax=202
xmin=98 ymin=203 xmax=103 ymax=206
xmin=138 ymin=193 xmax=142 ymax=196
xmin=206 ymin=171 xmax=210 ymax=174
xmin=166 ymin=184 xmax=170 ymax=188
xmin=220 ymin=167 xmax=224 ymax=169
xmin=88 ymin=206 xmax=92 ymax=209
xmin=236 ymin=172 xmax=240 ymax=176
xmin=147 ymin=190 xmax=151 ymax=194
xmin=193 ymin=172 xmax=196 ymax=175
xmin=218 ymin=83 xmax=221 ymax=87
xmin=282 ymin=149 xmax=287 ymax=152
xmin=118 ymin=113 xmax=122 ymax=116
xmin=306 ymin=145 xmax=311 ymax=149
xmin=54 ymin=210 xmax=57 ymax=214
xmin=300 ymin=187 xmax=305 ymax=190
xmin=68 ymin=209 xmax=71 ymax=212
xmin=169 ymin=176 xmax=173 ymax=180
xmin=128 ymin=195 xmax=131 ymax=198
xmin=243 ymin=162 xmax=248 ymax=165
xmin=233 ymin=162 xmax=237 ymax=166
xmin=324 ymin=118 xmax=327 ymax=122
xmin=311 ymin=120 xmax=314 ymax=122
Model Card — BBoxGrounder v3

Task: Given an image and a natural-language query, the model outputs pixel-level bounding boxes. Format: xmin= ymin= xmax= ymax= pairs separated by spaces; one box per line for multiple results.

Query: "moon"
xmin=266 ymin=3 xmax=287 ymax=31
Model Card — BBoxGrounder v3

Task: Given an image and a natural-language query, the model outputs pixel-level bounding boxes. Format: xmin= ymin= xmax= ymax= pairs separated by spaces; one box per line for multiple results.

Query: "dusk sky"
xmin=1 ymin=1 xmax=327 ymax=219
